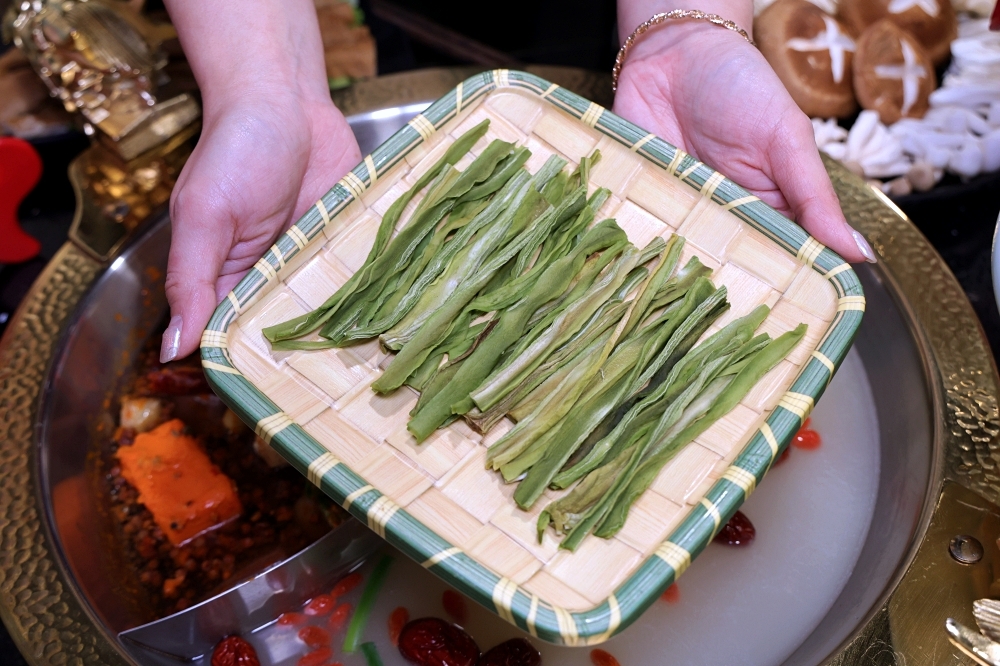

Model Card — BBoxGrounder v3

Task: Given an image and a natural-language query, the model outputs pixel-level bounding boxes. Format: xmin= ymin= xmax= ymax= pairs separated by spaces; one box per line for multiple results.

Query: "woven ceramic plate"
xmin=201 ymin=70 xmax=864 ymax=645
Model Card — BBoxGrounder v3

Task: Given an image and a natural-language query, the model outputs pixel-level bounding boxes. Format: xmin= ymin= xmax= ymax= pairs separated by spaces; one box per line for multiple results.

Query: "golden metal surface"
xmin=0 ymin=242 xmax=128 ymax=665
xmin=0 ymin=70 xmax=998 ymax=665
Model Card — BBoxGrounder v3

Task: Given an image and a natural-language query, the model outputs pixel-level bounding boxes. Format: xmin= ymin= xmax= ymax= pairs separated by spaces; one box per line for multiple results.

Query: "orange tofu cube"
xmin=117 ymin=419 xmax=242 ymax=545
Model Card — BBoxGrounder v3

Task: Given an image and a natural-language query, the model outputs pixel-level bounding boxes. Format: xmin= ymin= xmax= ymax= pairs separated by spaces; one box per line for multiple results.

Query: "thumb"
xmin=160 ymin=192 xmax=233 ymax=363
xmin=769 ymin=117 xmax=876 ymax=265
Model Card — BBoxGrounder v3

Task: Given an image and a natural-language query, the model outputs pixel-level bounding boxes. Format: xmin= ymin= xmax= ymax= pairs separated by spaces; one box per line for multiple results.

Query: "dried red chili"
xmin=211 ymin=636 xmax=260 ymax=666
xmin=305 ymin=594 xmax=336 ymax=616
xmin=477 ymin=638 xmax=541 ymax=666
xmin=590 ymin=648 xmax=620 ymax=666
xmin=389 ymin=606 xmax=410 ymax=646
xmin=442 ymin=590 xmax=468 ymax=625
xmin=297 ymin=646 xmax=333 ymax=666
xmin=331 ymin=571 xmax=363 ymax=598
xmin=329 ymin=602 xmax=352 ymax=633
xmin=298 ymin=625 xmax=331 ymax=649
xmin=398 ymin=617 xmax=480 ymax=666
xmin=714 ymin=510 xmax=756 ymax=546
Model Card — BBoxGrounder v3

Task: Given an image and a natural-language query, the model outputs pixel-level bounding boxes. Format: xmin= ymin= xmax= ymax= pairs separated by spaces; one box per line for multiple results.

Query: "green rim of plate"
xmin=200 ymin=69 xmax=864 ymax=645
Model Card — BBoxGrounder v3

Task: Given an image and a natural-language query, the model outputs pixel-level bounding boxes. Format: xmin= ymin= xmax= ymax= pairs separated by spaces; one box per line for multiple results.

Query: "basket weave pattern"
xmin=202 ymin=70 xmax=864 ymax=645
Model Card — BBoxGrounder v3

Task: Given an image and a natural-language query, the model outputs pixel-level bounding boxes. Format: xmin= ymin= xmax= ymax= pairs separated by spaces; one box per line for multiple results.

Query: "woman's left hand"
xmin=613 ymin=20 xmax=875 ymax=263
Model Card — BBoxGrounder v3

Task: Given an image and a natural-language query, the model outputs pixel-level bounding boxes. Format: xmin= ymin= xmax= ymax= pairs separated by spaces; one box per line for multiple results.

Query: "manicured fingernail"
xmin=160 ymin=315 xmax=182 ymax=363
xmin=852 ymin=230 xmax=877 ymax=264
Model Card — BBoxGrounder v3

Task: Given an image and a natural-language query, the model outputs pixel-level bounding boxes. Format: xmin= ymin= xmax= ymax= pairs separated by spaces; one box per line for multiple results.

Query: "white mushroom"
xmin=120 ymin=397 xmax=164 ymax=433
xmin=949 ymin=136 xmax=984 ymax=177
xmin=982 ymin=129 xmax=1000 ymax=173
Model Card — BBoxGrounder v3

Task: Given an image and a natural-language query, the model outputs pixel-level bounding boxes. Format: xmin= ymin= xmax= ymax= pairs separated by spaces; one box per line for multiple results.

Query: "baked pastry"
xmin=854 ymin=20 xmax=935 ymax=124
xmin=756 ymin=0 xmax=858 ymax=118
xmin=838 ymin=0 xmax=957 ymax=65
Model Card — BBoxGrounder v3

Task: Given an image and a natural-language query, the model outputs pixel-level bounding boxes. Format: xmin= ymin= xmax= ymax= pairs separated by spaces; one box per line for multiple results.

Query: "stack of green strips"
xmin=263 ymin=120 xmax=806 ymax=550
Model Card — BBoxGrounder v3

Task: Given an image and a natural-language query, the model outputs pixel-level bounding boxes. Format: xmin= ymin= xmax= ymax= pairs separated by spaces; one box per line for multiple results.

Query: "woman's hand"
xmin=160 ymin=0 xmax=360 ymax=362
xmin=613 ymin=18 xmax=876 ymax=264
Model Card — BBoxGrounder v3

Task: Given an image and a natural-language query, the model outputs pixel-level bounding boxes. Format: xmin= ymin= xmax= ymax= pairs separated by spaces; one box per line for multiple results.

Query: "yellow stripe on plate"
xmin=455 ymin=81 xmax=464 ymax=114
xmin=202 ymin=360 xmax=241 ymax=375
xmin=838 ymin=295 xmax=866 ymax=312
xmin=422 ymin=546 xmax=461 ymax=568
xmin=700 ymin=171 xmax=725 ymax=199
xmin=630 ymin=133 xmax=655 ymax=152
xmin=760 ymin=423 xmax=779 ymax=457
xmin=667 ymin=149 xmax=687 ymax=176
xmin=796 ymin=237 xmax=826 ymax=267
xmin=492 ymin=577 xmax=518 ymax=624
xmin=526 ymin=594 xmax=540 ymax=637
xmin=825 ymin=263 xmax=851 ymax=279
xmin=812 ymin=350 xmax=836 ymax=374
xmin=700 ymin=498 xmax=722 ymax=532
xmin=722 ymin=465 xmax=757 ymax=496
xmin=227 ymin=292 xmax=242 ymax=315
xmin=493 ymin=68 xmax=510 ymax=87
xmin=580 ymin=101 xmax=603 ymax=128
xmin=316 ymin=198 xmax=331 ymax=226
xmin=286 ymin=226 xmax=309 ymax=250
xmin=678 ymin=161 xmax=701 ymax=180
xmin=307 ymin=451 xmax=341 ymax=487
xmin=722 ymin=195 xmax=760 ymax=211
xmin=779 ymin=391 xmax=815 ymax=420
xmin=553 ymin=606 xmax=579 ymax=646
xmin=253 ymin=257 xmax=277 ymax=283
xmin=654 ymin=541 xmax=691 ymax=576
xmin=367 ymin=495 xmax=400 ymax=539
xmin=585 ymin=595 xmax=621 ymax=645
xmin=342 ymin=484 xmax=374 ymax=511
xmin=200 ymin=330 xmax=228 ymax=349
xmin=540 ymin=82 xmax=559 ymax=98
xmin=364 ymin=155 xmax=378 ymax=186
xmin=407 ymin=114 xmax=436 ymax=141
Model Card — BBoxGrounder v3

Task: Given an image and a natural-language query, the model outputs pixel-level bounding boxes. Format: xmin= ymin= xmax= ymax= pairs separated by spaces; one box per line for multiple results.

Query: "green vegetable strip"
xmin=381 ymin=155 xmax=565 ymax=351
xmin=551 ymin=302 xmax=763 ymax=489
xmin=320 ymin=140 xmax=517 ymax=342
xmin=361 ymin=642 xmax=385 ymax=666
xmin=405 ymin=315 xmax=488 ymax=391
xmin=376 ymin=167 xmax=574 ymax=396
xmin=263 ymin=119 xmax=490 ymax=343
xmin=406 ymin=218 xmax=626 ymax=440
xmin=507 ymin=281 xmax=726 ymax=507
xmin=618 ymin=235 xmax=684 ymax=340
xmin=594 ymin=324 xmax=807 ymax=538
xmin=342 ymin=555 xmax=393 ymax=653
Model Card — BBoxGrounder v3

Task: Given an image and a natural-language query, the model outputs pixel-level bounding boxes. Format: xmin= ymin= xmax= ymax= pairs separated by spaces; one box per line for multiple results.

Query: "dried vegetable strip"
xmin=264 ymin=127 xmax=807 ymax=548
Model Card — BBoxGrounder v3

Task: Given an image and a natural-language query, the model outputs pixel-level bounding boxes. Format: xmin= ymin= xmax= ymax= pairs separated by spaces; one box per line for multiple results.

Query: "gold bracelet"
xmin=613 ymin=9 xmax=756 ymax=92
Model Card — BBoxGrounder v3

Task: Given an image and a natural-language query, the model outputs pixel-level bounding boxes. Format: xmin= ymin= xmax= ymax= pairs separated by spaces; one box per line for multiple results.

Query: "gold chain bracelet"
xmin=613 ymin=9 xmax=756 ymax=92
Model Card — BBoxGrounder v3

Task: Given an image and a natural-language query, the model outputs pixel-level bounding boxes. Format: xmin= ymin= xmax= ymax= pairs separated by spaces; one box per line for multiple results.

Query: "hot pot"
xmin=1 ymin=68 xmax=998 ymax=665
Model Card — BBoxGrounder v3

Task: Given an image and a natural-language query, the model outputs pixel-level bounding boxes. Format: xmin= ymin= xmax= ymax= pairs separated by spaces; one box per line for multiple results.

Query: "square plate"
xmin=201 ymin=69 xmax=865 ymax=645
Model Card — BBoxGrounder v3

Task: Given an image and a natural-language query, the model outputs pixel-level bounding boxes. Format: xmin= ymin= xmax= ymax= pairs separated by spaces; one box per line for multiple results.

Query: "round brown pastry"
xmin=756 ymin=0 xmax=858 ymax=118
xmin=854 ymin=20 xmax=935 ymax=124
xmin=838 ymin=0 xmax=956 ymax=66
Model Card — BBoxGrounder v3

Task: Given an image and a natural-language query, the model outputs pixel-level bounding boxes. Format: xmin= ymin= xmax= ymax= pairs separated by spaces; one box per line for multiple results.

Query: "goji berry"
xmin=277 ymin=612 xmax=305 ymax=626
xmin=298 ymin=625 xmax=330 ymax=649
xmin=305 ymin=594 xmax=335 ymax=616
xmin=590 ymin=648 xmax=621 ymax=666
xmin=331 ymin=571 xmax=363 ymax=599
xmin=661 ymin=583 xmax=680 ymax=603
xmin=297 ymin=646 xmax=332 ymax=666
xmin=329 ymin=602 xmax=352 ymax=633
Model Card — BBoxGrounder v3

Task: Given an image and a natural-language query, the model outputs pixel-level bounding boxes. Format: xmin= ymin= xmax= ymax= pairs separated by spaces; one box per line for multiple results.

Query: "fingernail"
xmin=160 ymin=315 xmax=182 ymax=363
xmin=852 ymin=230 xmax=877 ymax=264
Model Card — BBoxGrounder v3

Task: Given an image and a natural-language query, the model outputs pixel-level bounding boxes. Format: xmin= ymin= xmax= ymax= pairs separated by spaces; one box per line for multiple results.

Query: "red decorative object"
xmin=661 ymin=583 xmax=680 ymax=603
xmin=990 ymin=0 xmax=999 ymax=30
xmin=305 ymin=594 xmax=336 ymax=616
xmin=328 ymin=602 xmax=352 ymax=633
xmin=278 ymin=612 xmax=306 ymax=626
xmin=792 ymin=418 xmax=822 ymax=450
xmin=211 ymin=636 xmax=261 ymax=666
xmin=477 ymin=638 xmax=541 ymax=666
xmin=331 ymin=571 xmax=363 ymax=599
xmin=590 ymin=648 xmax=621 ymax=666
xmin=298 ymin=625 xmax=331 ymax=649
xmin=0 ymin=137 xmax=43 ymax=264
xmin=442 ymin=590 xmax=468 ymax=625
xmin=297 ymin=647 xmax=333 ymax=666
xmin=714 ymin=510 xmax=756 ymax=546
xmin=389 ymin=606 xmax=410 ymax=646
xmin=398 ymin=617 xmax=480 ymax=666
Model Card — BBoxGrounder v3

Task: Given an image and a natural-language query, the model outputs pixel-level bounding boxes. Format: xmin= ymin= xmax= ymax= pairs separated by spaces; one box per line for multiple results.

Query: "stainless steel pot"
xmin=1 ymin=69 xmax=998 ymax=665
